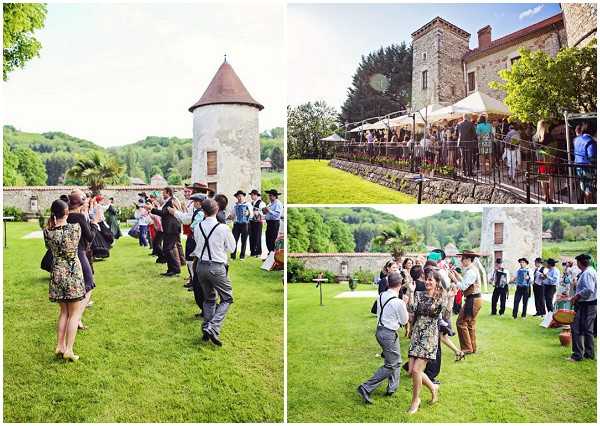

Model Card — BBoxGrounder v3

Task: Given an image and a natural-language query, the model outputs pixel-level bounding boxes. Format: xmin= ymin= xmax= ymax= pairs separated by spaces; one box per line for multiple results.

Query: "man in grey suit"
xmin=457 ymin=113 xmax=477 ymax=177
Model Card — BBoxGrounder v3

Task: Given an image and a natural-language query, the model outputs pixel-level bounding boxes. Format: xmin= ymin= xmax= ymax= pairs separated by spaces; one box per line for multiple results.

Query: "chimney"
xmin=477 ymin=25 xmax=492 ymax=49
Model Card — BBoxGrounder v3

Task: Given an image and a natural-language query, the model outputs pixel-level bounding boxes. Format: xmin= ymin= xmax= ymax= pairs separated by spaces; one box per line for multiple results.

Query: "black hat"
xmin=575 ymin=254 xmax=592 ymax=262
xmin=265 ymin=189 xmax=281 ymax=197
xmin=495 ymin=258 xmax=503 ymax=264
xmin=518 ymin=258 xmax=529 ymax=264
xmin=234 ymin=190 xmax=246 ymax=197
xmin=250 ymin=189 xmax=260 ymax=196
xmin=546 ymin=258 xmax=558 ymax=266
xmin=534 ymin=257 xmax=543 ymax=263
xmin=190 ymin=193 xmax=207 ymax=202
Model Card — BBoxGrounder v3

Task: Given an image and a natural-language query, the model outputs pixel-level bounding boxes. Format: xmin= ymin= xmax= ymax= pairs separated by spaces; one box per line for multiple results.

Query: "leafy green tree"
xmin=551 ymin=219 xmax=566 ymax=241
xmin=14 ymin=147 xmax=47 ymax=185
xmin=270 ymin=146 xmax=284 ymax=170
xmin=327 ymin=218 xmax=355 ymax=252
xmin=3 ymin=144 xmax=23 ymax=186
xmin=341 ymin=43 xmax=412 ymax=124
xmin=353 ymin=225 xmax=377 ymax=252
xmin=288 ymin=208 xmax=310 ymax=253
xmin=491 ymin=41 xmax=597 ymax=123
xmin=167 ymin=168 xmax=182 ymax=185
xmin=67 ymin=152 xmax=125 ymax=195
xmin=3 ymin=3 xmax=47 ymax=80
xmin=45 ymin=152 xmax=74 ymax=185
xmin=150 ymin=165 xmax=163 ymax=178
xmin=301 ymin=208 xmax=336 ymax=252
xmin=287 ymin=101 xmax=340 ymax=159
xmin=373 ymin=222 xmax=423 ymax=258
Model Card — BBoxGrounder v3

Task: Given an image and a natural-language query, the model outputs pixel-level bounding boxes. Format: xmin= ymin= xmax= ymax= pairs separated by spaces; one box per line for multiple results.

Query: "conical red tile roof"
xmin=189 ymin=61 xmax=263 ymax=112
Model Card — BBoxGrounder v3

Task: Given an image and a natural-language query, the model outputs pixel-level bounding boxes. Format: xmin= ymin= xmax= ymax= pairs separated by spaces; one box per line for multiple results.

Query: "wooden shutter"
xmin=494 ymin=250 xmax=503 ymax=263
xmin=468 ymin=72 xmax=475 ymax=92
xmin=494 ymin=223 xmax=504 ymax=244
xmin=207 ymin=151 xmax=217 ymax=176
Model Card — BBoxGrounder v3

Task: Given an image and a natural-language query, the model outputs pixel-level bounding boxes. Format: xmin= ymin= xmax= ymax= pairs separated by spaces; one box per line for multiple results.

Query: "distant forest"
xmin=3 ymin=125 xmax=283 ymax=186
xmin=288 ymin=207 xmax=597 ymax=254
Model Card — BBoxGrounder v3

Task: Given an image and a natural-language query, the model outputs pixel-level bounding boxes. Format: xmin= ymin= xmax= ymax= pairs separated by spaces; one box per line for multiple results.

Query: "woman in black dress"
xmin=67 ymin=190 xmax=99 ymax=329
xmin=44 ymin=199 xmax=86 ymax=361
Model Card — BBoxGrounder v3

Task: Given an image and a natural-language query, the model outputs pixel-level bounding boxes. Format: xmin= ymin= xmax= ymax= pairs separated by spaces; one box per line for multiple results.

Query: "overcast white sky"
xmin=373 ymin=205 xmax=591 ymax=220
xmin=2 ymin=3 xmax=285 ymax=147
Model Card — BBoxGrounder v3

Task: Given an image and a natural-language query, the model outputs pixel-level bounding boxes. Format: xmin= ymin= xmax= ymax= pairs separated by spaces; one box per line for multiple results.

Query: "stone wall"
xmin=3 ymin=185 xmax=185 ymax=213
xmin=412 ymin=20 xmax=470 ymax=110
xmin=480 ymin=207 xmax=542 ymax=272
xmin=192 ymin=104 xmax=261 ymax=197
xmin=329 ymin=159 xmax=525 ymax=204
xmin=562 ymin=3 xmax=597 ymax=48
xmin=288 ymin=253 xmax=395 ymax=278
xmin=465 ymin=28 xmax=566 ymax=101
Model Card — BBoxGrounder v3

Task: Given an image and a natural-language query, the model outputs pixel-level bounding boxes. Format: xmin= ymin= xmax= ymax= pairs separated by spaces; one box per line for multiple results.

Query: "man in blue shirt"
xmin=230 ymin=190 xmax=251 ymax=260
xmin=568 ymin=254 xmax=597 ymax=362
xmin=542 ymin=258 xmax=561 ymax=312
xmin=573 ymin=123 xmax=596 ymax=203
xmin=512 ymin=258 xmax=532 ymax=319
xmin=263 ymin=189 xmax=282 ymax=254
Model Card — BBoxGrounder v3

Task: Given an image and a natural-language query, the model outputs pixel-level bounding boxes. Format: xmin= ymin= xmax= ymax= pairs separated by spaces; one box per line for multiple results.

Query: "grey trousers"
xmin=361 ymin=327 xmax=401 ymax=394
xmin=571 ymin=303 xmax=596 ymax=360
xmin=196 ymin=262 xmax=234 ymax=336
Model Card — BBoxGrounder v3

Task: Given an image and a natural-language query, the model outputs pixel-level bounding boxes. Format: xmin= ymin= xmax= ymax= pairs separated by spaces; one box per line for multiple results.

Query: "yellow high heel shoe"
xmin=63 ymin=351 xmax=80 ymax=362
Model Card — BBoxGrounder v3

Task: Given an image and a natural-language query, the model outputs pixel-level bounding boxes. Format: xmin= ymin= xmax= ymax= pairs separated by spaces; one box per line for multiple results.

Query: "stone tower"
xmin=189 ymin=59 xmax=263 ymax=196
xmin=561 ymin=3 xmax=597 ymax=48
xmin=480 ymin=207 xmax=542 ymax=273
xmin=411 ymin=17 xmax=471 ymax=111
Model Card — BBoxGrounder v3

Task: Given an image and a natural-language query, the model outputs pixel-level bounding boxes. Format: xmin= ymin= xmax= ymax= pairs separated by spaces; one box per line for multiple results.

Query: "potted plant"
xmin=348 ymin=276 xmax=358 ymax=291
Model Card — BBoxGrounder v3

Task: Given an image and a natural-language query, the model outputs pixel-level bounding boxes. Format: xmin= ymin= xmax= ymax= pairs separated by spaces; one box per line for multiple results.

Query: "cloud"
xmin=519 ymin=5 xmax=543 ymax=20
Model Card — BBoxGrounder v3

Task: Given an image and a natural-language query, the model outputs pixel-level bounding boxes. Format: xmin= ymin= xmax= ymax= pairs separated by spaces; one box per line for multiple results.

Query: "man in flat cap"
xmin=568 ymin=254 xmax=596 ymax=362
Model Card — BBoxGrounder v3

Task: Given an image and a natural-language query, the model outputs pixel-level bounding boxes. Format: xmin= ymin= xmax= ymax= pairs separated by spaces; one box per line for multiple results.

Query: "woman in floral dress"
xmin=406 ymin=268 xmax=447 ymax=414
xmin=44 ymin=199 xmax=86 ymax=361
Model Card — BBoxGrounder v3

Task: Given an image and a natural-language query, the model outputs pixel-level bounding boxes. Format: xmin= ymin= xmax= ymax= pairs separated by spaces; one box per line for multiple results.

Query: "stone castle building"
xmin=479 ymin=207 xmax=542 ymax=272
xmin=189 ymin=59 xmax=263 ymax=196
xmin=411 ymin=4 xmax=596 ymax=110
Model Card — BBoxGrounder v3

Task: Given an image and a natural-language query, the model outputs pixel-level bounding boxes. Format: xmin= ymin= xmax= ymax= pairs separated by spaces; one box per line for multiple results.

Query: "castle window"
xmin=422 ymin=52 xmax=427 ymax=61
xmin=467 ymin=71 xmax=476 ymax=92
xmin=494 ymin=222 xmax=504 ymax=244
xmin=451 ymin=85 xmax=455 ymax=96
xmin=422 ymin=70 xmax=428 ymax=90
xmin=207 ymin=151 xmax=217 ymax=175
xmin=208 ymin=182 xmax=217 ymax=193
xmin=494 ymin=250 xmax=503 ymax=263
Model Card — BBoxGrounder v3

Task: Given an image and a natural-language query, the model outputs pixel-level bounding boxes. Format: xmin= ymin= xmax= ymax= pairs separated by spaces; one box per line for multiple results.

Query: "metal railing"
xmin=333 ymin=136 xmax=596 ymax=204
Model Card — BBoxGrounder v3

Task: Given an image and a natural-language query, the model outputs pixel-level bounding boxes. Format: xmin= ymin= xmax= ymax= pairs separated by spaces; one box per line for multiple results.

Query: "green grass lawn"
xmin=288 ymin=283 xmax=596 ymax=423
xmin=261 ymin=170 xmax=283 ymax=193
xmin=4 ymin=222 xmax=283 ymax=422
xmin=287 ymin=160 xmax=416 ymax=204
xmin=543 ymin=239 xmax=597 ymax=259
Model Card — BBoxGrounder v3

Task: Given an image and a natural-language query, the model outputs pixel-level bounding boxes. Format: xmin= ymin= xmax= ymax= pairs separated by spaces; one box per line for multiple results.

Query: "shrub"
xmin=353 ymin=268 xmax=375 ymax=285
xmin=287 ymin=258 xmax=336 ymax=283
xmin=3 ymin=206 xmax=25 ymax=221
xmin=118 ymin=206 xmax=136 ymax=223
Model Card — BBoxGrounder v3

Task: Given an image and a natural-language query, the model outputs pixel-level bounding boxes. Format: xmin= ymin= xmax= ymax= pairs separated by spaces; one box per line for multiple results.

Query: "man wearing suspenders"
xmin=358 ymin=272 xmax=409 ymax=404
xmin=191 ymin=199 xmax=236 ymax=346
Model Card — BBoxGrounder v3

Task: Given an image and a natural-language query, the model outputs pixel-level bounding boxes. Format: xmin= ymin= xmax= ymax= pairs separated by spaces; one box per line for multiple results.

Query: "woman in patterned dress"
xmin=406 ymin=268 xmax=447 ymax=414
xmin=44 ymin=199 xmax=86 ymax=361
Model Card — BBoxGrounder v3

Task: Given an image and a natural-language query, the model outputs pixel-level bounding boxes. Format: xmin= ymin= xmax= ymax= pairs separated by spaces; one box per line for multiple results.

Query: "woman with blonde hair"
xmin=44 ymin=199 xmax=86 ymax=361
xmin=533 ymin=119 xmax=557 ymax=203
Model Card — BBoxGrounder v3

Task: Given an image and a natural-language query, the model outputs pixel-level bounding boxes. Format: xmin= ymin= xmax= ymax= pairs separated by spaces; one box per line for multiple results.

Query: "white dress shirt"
xmin=191 ymin=216 xmax=236 ymax=263
xmin=458 ymin=266 xmax=480 ymax=292
xmin=376 ymin=289 xmax=409 ymax=331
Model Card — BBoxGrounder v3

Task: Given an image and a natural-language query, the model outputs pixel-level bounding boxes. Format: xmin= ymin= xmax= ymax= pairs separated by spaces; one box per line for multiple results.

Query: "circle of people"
xmin=42 ymin=183 xmax=283 ymax=361
xmin=357 ymin=248 xmax=596 ymax=414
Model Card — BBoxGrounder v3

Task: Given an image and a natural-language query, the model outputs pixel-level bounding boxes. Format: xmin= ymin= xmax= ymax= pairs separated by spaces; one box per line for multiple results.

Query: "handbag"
xmin=128 ymin=223 xmax=140 ymax=238
xmin=41 ymin=249 xmax=53 ymax=273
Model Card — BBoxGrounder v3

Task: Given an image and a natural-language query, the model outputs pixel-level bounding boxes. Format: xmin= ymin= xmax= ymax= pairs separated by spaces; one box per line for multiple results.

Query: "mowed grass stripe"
xmin=287 ymin=159 xmax=416 ymax=204
xmin=287 ymin=283 xmax=596 ymax=423
xmin=4 ymin=222 xmax=283 ymax=422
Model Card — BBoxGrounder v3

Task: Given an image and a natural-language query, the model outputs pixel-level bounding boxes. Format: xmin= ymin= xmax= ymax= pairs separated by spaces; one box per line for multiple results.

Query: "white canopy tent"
xmin=427 ymin=91 xmax=510 ymax=122
xmin=389 ymin=104 xmax=445 ymax=127
xmin=320 ymin=133 xmax=347 ymax=142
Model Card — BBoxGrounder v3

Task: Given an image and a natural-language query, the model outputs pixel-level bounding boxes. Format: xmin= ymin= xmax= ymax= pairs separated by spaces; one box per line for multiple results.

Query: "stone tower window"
xmin=494 ymin=222 xmax=504 ymax=244
xmin=494 ymin=250 xmax=503 ymax=262
xmin=422 ymin=70 xmax=428 ymax=90
xmin=422 ymin=52 xmax=427 ymax=61
xmin=451 ymin=85 xmax=455 ymax=96
xmin=207 ymin=151 xmax=217 ymax=175
xmin=467 ymin=71 xmax=476 ymax=92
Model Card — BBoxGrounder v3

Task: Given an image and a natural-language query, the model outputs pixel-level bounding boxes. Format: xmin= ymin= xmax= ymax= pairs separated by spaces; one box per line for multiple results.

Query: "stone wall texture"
xmin=562 ymin=3 xmax=597 ymax=48
xmin=479 ymin=207 xmax=542 ymax=272
xmin=3 ymin=186 xmax=185 ymax=212
xmin=465 ymin=28 xmax=567 ymax=101
xmin=288 ymin=253 xmax=396 ymax=277
xmin=192 ymin=103 xmax=261 ymax=198
xmin=329 ymin=159 xmax=525 ymax=204
xmin=412 ymin=22 xmax=470 ymax=110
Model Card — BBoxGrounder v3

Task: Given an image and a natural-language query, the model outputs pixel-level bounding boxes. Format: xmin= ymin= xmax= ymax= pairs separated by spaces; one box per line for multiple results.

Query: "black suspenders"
xmin=199 ymin=222 xmax=222 ymax=262
xmin=378 ymin=293 xmax=398 ymax=327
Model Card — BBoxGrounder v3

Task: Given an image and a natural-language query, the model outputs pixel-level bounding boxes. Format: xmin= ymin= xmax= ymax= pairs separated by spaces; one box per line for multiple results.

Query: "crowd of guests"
xmin=357 ymin=248 xmax=596 ymax=411
xmin=347 ymin=116 xmax=596 ymax=202
xmin=42 ymin=190 xmax=122 ymax=361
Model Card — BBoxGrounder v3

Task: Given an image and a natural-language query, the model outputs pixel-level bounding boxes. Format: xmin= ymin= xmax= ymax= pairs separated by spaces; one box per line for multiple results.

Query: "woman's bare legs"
xmin=64 ymin=302 xmax=80 ymax=356
xmin=409 ymin=357 xmax=439 ymax=413
xmin=441 ymin=333 xmax=461 ymax=355
xmin=56 ymin=303 xmax=68 ymax=354
xmin=78 ymin=290 xmax=92 ymax=329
